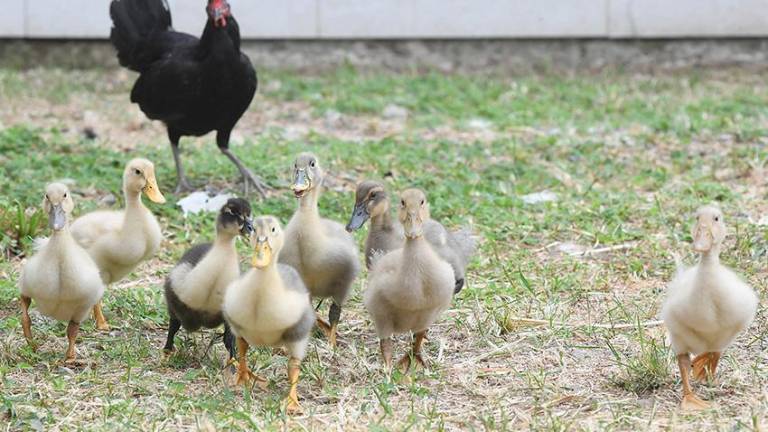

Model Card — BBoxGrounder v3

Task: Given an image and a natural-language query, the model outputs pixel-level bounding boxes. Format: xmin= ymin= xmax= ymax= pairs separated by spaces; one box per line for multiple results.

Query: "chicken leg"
xmin=217 ymin=130 xmax=269 ymax=197
xmin=169 ymin=131 xmax=194 ymax=194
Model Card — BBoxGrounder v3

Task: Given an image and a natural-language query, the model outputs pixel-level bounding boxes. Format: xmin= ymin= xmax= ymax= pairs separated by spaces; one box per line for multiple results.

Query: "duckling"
xmin=163 ymin=198 xmax=253 ymax=359
xmin=364 ymin=188 xmax=455 ymax=371
xmin=70 ymin=158 xmax=166 ymax=330
xmin=346 ymin=181 xmax=404 ymax=268
xmin=661 ymin=205 xmax=758 ymax=410
xmin=279 ymin=153 xmax=360 ymax=347
xmin=346 ymin=180 xmax=476 ymax=293
xmin=19 ymin=183 xmax=105 ymax=363
xmin=223 ymin=216 xmax=315 ymax=413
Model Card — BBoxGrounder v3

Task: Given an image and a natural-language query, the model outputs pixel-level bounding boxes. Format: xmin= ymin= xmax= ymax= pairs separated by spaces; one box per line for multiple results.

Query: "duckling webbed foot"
xmin=380 ymin=338 xmax=393 ymax=371
xmin=62 ymin=321 xmax=82 ymax=365
xmin=162 ymin=317 xmax=181 ymax=359
xmin=93 ymin=302 xmax=110 ymax=331
xmin=681 ymin=393 xmax=710 ymax=411
xmin=677 ymin=353 xmax=710 ymax=411
xmin=233 ymin=337 xmax=268 ymax=390
xmin=283 ymin=357 xmax=303 ymax=414
xmin=396 ymin=353 xmax=426 ymax=373
xmin=314 ymin=316 xmax=341 ymax=347
xmin=399 ymin=330 xmax=428 ymax=372
xmin=692 ymin=352 xmax=721 ymax=383
xmin=328 ymin=302 xmax=341 ymax=348
xmin=234 ymin=367 xmax=268 ymax=389
xmin=20 ymin=295 xmax=35 ymax=349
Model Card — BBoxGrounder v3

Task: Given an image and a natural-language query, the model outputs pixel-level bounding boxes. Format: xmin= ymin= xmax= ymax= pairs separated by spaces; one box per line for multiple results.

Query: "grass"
xmin=0 ymin=65 xmax=767 ymax=431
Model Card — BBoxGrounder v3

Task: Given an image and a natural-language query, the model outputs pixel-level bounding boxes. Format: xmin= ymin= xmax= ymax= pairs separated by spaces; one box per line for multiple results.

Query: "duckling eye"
xmin=714 ymin=216 xmax=720 ymax=222
xmin=271 ymin=226 xmax=276 ymax=233
xmin=420 ymin=199 xmax=425 ymax=206
xmin=370 ymin=192 xmax=377 ymax=199
xmin=401 ymin=200 xmax=405 ymax=207
xmin=310 ymin=160 xmax=316 ymax=168
xmin=134 ymin=169 xmax=142 ymax=176
xmin=63 ymin=193 xmax=68 ymax=198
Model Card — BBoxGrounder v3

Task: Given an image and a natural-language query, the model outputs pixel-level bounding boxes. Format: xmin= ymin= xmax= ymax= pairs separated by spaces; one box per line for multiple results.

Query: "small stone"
xmin=467 ymin=118 xmax=493 ymax=131
xmin=83 ymin=110 xmax=99 ymax=127
xmin=264 ymin=80 xmax=282 ymax=93
xmin=99 ymin=193 xmax=117 ymax=207
xmin=57 ymin=366 xmax=75 ymax=375
xmin=56 ymin=178 xmax=77 ymax=187
xmin=382 ymin=104 xmax=408 ymax=120
xmin=281 ymin=126 xmax=306 ymax=141
xmin=324 ymin=109 xmax=343 ymax=128
xmin=82 ymin=127 xmax=98 ymax=140
xmin=230 ymin=132 xmax=245 ymax=146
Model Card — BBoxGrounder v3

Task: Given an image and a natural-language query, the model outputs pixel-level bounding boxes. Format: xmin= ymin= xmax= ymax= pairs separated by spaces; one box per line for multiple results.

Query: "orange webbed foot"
xmin=284 ymin=396 xmax=303 ymax=415
xmin=681 ymin=393 xmax=710 ymax=411
xmin=396 ymin=354 xmax=426 ymax=373
xmin=692 ymin=352 xmax=719 ymax=383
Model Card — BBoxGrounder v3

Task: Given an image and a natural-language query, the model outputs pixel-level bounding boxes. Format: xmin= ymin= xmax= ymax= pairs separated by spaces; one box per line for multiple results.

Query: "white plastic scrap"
xmin=520 ymin=190 xmax=558 ymax=204
xmin=177 ymin=191 xmax=234 ymax=216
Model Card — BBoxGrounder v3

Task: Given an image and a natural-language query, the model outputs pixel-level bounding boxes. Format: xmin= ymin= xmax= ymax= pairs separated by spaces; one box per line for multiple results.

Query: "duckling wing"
xmin=277 ymin=263 xmax=310 ymax=295
xmin=70 ymin=210 xmax=125 ymax=248
xmin=424 ymin=220 xmax=476 ymax=290
xmin=447 ymin=227 xmax=477 ymax=267
xmin=177 ymin=243 xmax=213 ymax=268
xmin=321 ymin=218 xmax=358 ymax=249
xmin=166 ymin=242 xmax=213 ymax=295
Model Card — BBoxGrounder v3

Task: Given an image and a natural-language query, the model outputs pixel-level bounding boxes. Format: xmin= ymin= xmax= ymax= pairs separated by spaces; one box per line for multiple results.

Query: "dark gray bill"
xmin=241 ymin=218 xmax=254 ymax=235
xmin=346 ymin=203 xmax=370 ymax=232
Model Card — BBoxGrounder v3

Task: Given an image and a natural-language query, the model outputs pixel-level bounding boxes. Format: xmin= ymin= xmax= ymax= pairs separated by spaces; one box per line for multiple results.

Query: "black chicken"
xmin=109 ymin=0 xmax=268 ymax=196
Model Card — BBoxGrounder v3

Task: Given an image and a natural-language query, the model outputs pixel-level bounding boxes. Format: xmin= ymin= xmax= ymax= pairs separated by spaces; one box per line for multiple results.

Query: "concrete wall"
xmin=2 ymin=0 xmax=768 ymax=39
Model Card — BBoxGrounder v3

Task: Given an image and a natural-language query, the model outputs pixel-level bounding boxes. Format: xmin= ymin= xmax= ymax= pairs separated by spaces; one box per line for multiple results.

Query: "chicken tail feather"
xmin=109 ymin=0 xmax=172 ymax=72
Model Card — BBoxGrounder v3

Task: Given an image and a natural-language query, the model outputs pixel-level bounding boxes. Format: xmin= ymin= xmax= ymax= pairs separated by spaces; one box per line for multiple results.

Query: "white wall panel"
xmin=27 ymin=0 xmax=112 ymax=38
xmin=4 ymin=0 xmax=768 ymax=39
xmin=318 ymin=0 xmax=606 ymax=38
xmin=610 ymin=0 xmax=768 ymax=37
xmin=0 ymin=1 xmax=25 ymax=37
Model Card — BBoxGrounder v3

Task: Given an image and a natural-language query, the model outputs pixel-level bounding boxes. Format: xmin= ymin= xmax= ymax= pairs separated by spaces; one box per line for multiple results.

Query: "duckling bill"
xmin=163 ymin=198 xmax=253 ymax=360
